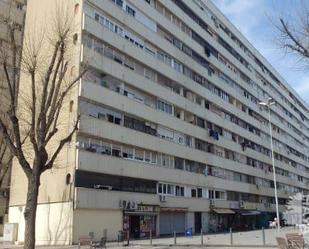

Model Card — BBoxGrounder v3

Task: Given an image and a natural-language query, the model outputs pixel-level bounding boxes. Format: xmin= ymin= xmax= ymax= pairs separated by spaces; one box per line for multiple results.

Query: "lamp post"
xmin=259 ymin=98 xmax=280 ymax=231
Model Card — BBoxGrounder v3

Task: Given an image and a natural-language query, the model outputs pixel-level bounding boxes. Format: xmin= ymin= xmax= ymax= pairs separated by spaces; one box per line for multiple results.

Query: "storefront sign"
xmin=119 ymin=200 xmax=160 ymax=213
xmin=119 ymin=200 xmax=138 ymax=210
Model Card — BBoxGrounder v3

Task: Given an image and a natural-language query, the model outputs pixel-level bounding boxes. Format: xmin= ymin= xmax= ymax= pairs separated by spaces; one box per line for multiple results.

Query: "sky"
xmin=212 ymin=0 xmax=309 ymax=104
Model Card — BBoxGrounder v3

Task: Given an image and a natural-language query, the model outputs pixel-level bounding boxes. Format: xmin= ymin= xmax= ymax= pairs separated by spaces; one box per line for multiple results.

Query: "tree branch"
xmin=42 ymin=117 xmax=79 ymax=173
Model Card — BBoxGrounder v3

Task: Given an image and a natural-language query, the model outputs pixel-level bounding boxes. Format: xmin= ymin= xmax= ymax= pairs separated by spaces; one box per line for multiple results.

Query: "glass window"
xmin=116 ymin=0 xmax=123 ymax=7
xmin=151 ymin=152 xmax=157 ymax=164
xmin=167 ymin=184 xmax=174 ymax=195
xmin=126 ymin=6 xmax=136 ymax=16
xmin=145 ymin=151 xmax=151 ymax=162
xmin=122 ymin=146 xmax=133 ymax=159
xmin=191 ymin=188 xmax=197 ymax=198
xmin=135 ymin=149 xmax=144 ymax=161
xmin=197 ymin=188 xmax=203 ymax=198
xmin=112 ymin=144 xmax=121 ymax=157
xmin=175 ymin=185 xmax=184 ymax=196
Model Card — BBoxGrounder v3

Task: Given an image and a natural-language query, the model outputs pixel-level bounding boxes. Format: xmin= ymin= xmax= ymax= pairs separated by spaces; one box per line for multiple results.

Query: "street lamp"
xmin=259 ymin=98 xmax=280 ymax=231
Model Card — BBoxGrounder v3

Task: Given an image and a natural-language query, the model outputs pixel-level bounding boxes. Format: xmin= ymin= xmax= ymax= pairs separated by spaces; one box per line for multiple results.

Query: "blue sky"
xmin=213 ymin=0 xmax=309 ymax=103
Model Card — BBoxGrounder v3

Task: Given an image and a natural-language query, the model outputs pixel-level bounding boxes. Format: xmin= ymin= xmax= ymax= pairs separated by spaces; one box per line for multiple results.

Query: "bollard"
xmin=174 ymin=231 xmax=177 ymax=245
xmin=201 ymin=229 xmax=204 ymax=245
xmin=262 ymin=227 xmax=266 ymax=246
xmin=150 ymin=229 xmax=152 ymax=245
xmin=127 ymin=230 xmax=130 ymax=246
xmin=230 ymin=227 xmax=233 ymax=245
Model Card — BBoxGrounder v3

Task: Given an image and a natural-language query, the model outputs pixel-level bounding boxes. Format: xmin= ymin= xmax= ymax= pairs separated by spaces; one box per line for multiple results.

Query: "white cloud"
xmin=214 ymin=0 xmax=267 ymax=36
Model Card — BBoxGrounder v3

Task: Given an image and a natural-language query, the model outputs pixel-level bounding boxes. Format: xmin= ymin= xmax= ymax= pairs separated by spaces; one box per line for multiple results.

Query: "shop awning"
xmin=160 ymin=207 xmax=188 ymax=212
xmin=235 ymin=210 xmax=261 ymax=216
xmin=212 ymin=208 xmax=235 ymax=214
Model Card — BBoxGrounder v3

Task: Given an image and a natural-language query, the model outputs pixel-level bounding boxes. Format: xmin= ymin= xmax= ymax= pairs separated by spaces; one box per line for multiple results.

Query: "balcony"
xmin=75 ymin=187 xmax=211 ymax=211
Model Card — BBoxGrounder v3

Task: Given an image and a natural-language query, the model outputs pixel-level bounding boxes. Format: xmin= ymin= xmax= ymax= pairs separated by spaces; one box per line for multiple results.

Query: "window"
xmin=175 ymin=186 xmax=185 ymax=196
xmin=116 ymin=0 xmax=123 ymax=7
xmin=158 ymin=183 xmax=174 ymax=195
xmin=126 ymin=5 xmax=136 ymax=17
xmin=157 ymin=100 xmax=173 ymax=114
xmin=209 ymin=190 xmax=214 ymax=199
xmin=122 ymin=146 xmax=134 ymax=159
xmin=175 ymin=158 xmax=184 ymax=170
xmin=135 ymin=149 xmax=144 ymax=161
xmin=167 ymin=184 xmax=174 ymax=195
xmin=16 ymin=2 xmax=23 ymax=10
xmin=107 ymin=113 xmax=121 ymax=125
xmin=145 ymin=151 xmax=151 ymax=162
xmin=197 ymin=188 xmax=203 ymax=198
xmin=100 ymin=142 xmax=112 ymax=155
xmin=112 ymin=144 xmax=121 ymax=157
xmin=151 ymin=152 xmax=157 ymax=164
xmin=191 ymin=188 xmax=197 ymax=198
xmin=173 ymin=60 xmax=182 ymax=72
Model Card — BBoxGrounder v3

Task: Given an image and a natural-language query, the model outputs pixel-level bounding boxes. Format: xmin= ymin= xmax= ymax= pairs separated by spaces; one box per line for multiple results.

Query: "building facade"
xmin=0 ymin=0 xmax=26 ymax=236
xmin=8 ymin=0 xmax=309 ymax=245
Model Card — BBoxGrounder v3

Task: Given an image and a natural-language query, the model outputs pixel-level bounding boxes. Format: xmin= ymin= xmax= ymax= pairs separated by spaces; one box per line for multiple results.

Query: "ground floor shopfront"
xmin=8 ymin=201 xmax=280 ymax=245
xmin=208 ymin=209 xmax=277 ymax=232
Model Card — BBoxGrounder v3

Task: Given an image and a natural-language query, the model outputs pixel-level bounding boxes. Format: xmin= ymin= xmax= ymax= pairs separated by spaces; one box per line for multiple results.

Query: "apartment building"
xmin=0 ymin=0 xmax=26 ymax=235
xmin=8 ymin=0 xmax=309 ymax=245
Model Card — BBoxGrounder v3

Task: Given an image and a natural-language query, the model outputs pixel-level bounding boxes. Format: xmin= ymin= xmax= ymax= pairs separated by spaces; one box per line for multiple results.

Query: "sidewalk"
xmin=0 ymin=227 xmax=296 ymax=249
xmin=122 ymin=226 xmax=295 ymax=247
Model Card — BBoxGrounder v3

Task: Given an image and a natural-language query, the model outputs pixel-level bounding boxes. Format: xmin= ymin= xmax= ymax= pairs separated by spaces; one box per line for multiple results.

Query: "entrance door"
xmin=130 ymin=215 xmax=140 ymax=238
xmin=195 ymin=212 xmax=202 ymax=233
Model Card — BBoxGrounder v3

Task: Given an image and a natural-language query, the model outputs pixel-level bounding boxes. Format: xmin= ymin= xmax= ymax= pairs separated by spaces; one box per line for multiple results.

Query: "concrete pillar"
xmin=179 ymin=87 xmax=184 ymax=97
xmin=180 ymin=110 xmax=185 ymax=121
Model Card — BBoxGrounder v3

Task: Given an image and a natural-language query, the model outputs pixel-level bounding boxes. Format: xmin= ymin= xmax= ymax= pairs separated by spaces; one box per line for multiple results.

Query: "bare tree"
xmin=276 ymin=2 xmax=309 ymax=62
xmin=0 ymin=3 xmax=86 ymax=249
xmin=0 ymin=139 xmax=12 ymax=188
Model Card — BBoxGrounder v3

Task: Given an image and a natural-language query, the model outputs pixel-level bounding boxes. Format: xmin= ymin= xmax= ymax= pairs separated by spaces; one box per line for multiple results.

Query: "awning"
xmin=160 ymin=207 xmax=188 ymax=212
xmin=235 ymin=210 xmax=261 ymax=216
xmin=212 ymin=208 xmax=235 ymax=214
xmin=242 ymin=211 xmax=261 ymax=216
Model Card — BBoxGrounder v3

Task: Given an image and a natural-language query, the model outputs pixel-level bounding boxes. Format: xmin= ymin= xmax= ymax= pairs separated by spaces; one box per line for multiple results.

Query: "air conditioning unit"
xmin=159 ymin=195 xmax=166 ymax=202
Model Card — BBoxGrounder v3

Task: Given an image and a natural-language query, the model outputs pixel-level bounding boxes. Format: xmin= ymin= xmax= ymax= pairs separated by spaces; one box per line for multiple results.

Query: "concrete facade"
xmin=0 ymin=0 xmax=26 ymax=236
xmin=8 ymin=0 xmax=309 ymax=245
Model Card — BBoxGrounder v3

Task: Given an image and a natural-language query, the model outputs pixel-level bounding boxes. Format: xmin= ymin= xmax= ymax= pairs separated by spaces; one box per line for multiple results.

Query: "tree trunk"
xmin=23 ymin=174 xmax=40 ymax=249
